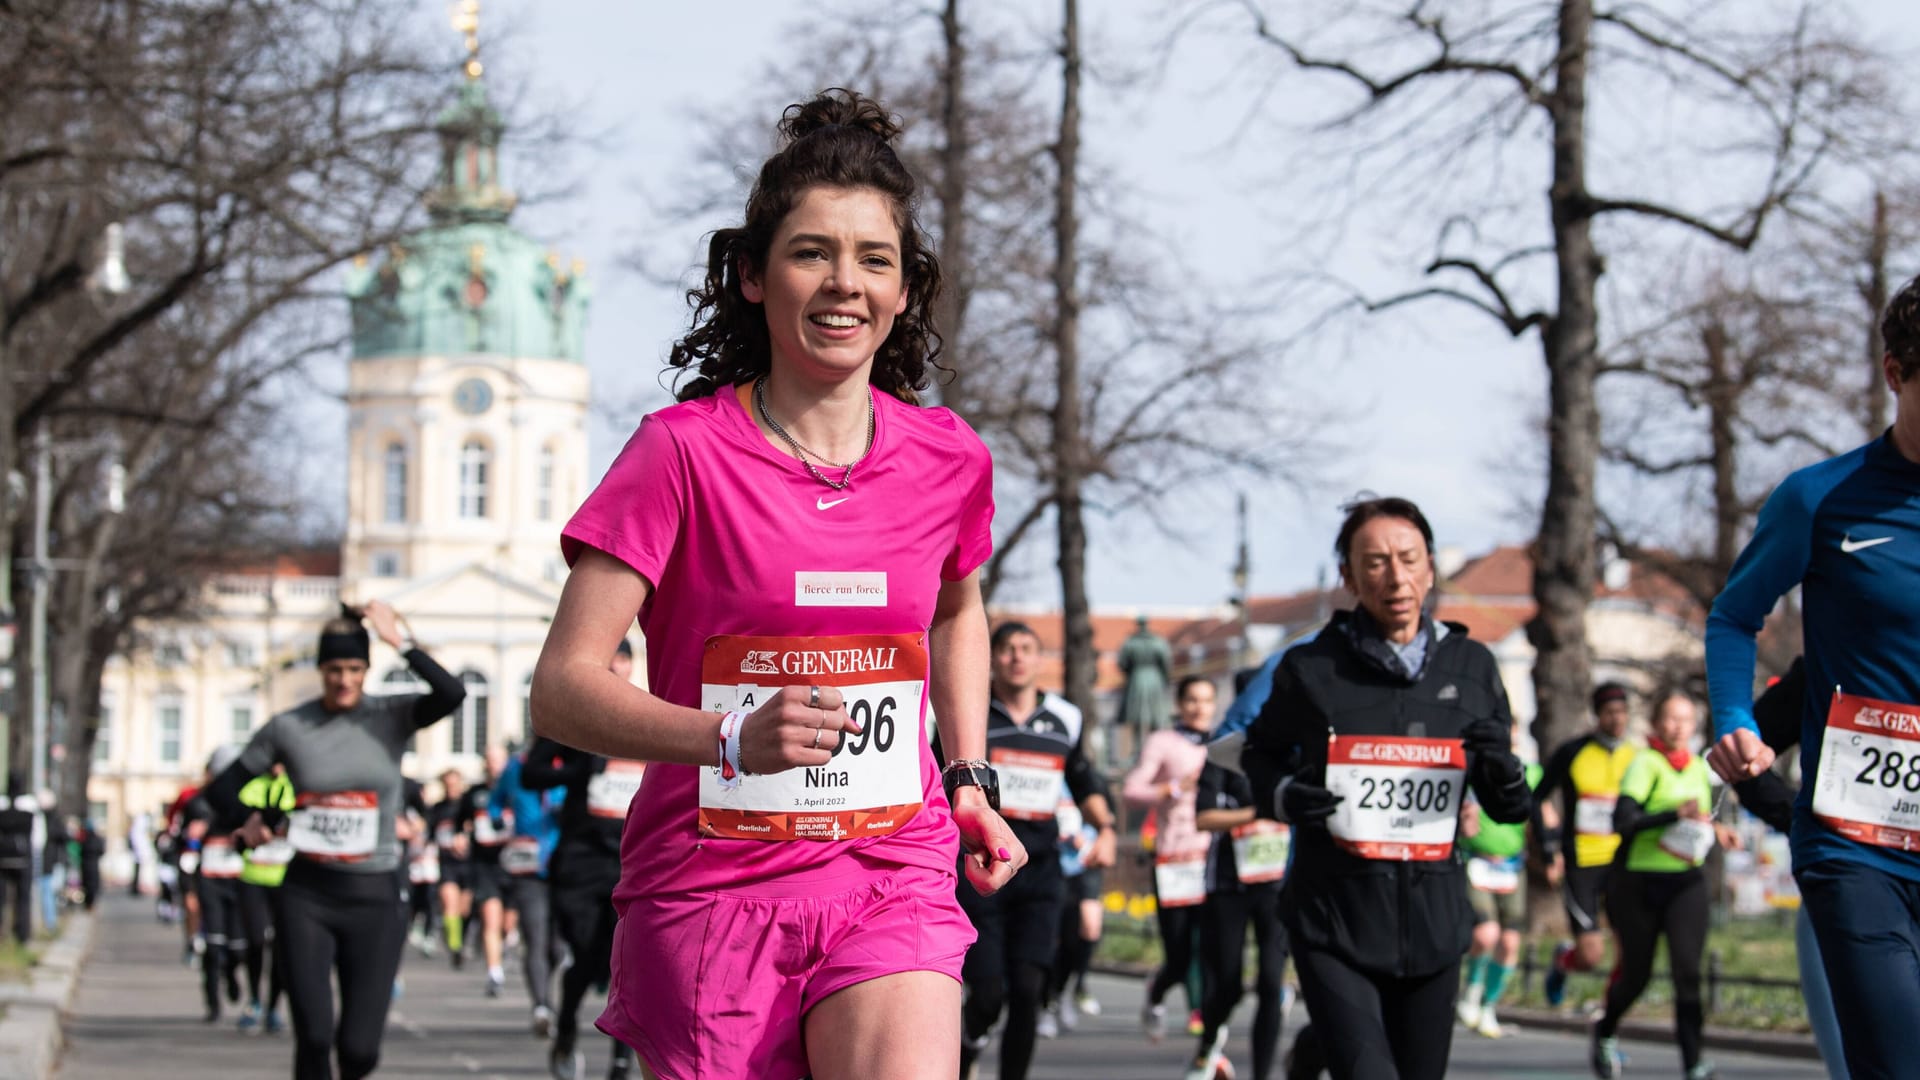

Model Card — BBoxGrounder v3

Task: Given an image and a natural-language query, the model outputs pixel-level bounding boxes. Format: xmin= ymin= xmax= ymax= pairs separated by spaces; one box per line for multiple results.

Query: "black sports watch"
xmin=941 ymin=759 xmax=1000 ymax=812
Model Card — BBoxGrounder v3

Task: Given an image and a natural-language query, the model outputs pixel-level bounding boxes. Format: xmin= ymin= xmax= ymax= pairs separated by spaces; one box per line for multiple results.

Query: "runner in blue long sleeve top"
xmin=487 ymin=748 xmax=563 ymax=1037
xmin=1704 ymin=273 xmax=1920 ymax=1080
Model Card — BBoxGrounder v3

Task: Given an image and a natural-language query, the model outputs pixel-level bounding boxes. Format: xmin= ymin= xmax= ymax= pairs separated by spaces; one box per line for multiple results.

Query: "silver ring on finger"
xmin=812 ymin=725 xmax=825 ymax=749
xmin=808 ymin=685 xmax=821 ymax=710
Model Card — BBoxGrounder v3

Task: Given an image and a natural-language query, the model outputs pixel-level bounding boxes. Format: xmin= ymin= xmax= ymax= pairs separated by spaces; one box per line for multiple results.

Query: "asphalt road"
xmin=56 ymin=893 xmax=1833 ymax=1079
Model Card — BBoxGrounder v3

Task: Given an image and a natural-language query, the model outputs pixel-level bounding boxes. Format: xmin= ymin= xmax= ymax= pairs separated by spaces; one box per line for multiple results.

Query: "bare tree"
xmin=2 ymin=0 xmax=573 ymax=794
xmin=1179 ymin=0 xmax=1901 ymax=752
xmin=644 ymin=5 xmax=1331 ymax=676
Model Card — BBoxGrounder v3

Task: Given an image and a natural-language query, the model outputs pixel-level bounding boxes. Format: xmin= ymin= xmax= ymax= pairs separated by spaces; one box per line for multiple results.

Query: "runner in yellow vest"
xmin=236 ymin=765 xmax=296 ymax=1034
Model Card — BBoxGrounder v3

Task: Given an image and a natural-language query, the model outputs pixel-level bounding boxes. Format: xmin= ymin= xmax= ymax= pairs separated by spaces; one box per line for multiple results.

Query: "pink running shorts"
xmin=597 ymin=863 xmax=975 ymax=1080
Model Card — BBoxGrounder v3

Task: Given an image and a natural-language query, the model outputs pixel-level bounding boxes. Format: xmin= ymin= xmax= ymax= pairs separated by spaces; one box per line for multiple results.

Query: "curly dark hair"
xmin=668 ymin=88 xmax=944 ymax=404
xmin=1884 ymin=273 xmax=1920 ymax=382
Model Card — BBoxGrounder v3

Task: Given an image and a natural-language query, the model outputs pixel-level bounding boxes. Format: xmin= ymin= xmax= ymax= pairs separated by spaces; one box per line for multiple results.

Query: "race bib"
xmin=408 ymin=847 xmax=441 ymax=884
xmin=288 ymin=791 xmax=379 ymax=863
xmin=246 ymin=839 xmax=294 ymax=868
xmin=1324 ymin=735 xmax=1466 ymax=861
xmin=179 ymin=851 xmax=200 ymax=876
xmin=1232 ymin=820 xmax=1290 ymax=884
xmin=501 ymin=837 xmax=543 ymax=877
xmin=698 ymin=633 xmax=927 ymax=842
xmin=1467 ymin=854 xmax=1522 ymax=894
xmin=1154 ymin=851 xmax=1208 ymax=908
xmin=472 ymin=813 xmax=506 ymax=847
xmin=200 ymin=839 xmax=245 ymax=879
xmin=1575 ymin=796 xmax=1618 ymax=836
xmin=1813 ymin=690 xmax=1920 ymax=852
xmin=992 ymin=748 xmax=1067 ymax=822
xmin=587 ymin=761 xmax=647 ymax=819
xmin=434 ymin=823 xmax=457 ymax=850
xmin=1659 ymin=818 xmax=1716 ymax=864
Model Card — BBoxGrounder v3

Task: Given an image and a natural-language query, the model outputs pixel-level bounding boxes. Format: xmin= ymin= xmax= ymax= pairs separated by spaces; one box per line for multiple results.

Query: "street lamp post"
xmin=26 ymin=424 xmax=50 ymax=799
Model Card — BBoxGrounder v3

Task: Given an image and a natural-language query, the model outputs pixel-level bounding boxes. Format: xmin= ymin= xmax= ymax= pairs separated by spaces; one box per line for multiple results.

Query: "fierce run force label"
xmin=1324 ymin=735 xmax=1466 ymax=861
xmin=1813 ymin=690 xmax=1920 ymax=852
xmin=699 ymin=633 xmax=926 ymax=842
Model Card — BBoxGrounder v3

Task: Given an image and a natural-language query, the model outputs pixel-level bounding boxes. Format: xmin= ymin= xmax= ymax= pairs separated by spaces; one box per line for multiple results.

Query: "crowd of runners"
xmin=118 ymin=86 xmax=1920 ymax=1080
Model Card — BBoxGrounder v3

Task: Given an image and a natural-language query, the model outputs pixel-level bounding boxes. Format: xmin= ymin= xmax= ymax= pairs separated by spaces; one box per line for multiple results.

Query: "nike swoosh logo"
xmin=1841 ymin=534 xmax=1894 ymax=553
xmin=816 ymin=496 xmax=850 ymax=511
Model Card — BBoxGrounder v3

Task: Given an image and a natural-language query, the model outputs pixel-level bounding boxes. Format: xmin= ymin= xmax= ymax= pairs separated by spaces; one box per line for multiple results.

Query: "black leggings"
xmin=1149 ymin=901 xmax=1202 ymax=1011
xmin=551 ymin=869 xmax=633 ymax=1069
xmin=959 ymin=859 xmax=1063 ymax=1080
xmin=1047 ymin=897 xmax=1096 ymax=1004
xmin=1291 ymin=942 xmax=1457 ymax=1080
xmin=197 ymin=876 xmax=246 ymax=1018
xmin=238 ymin=882 xmax=285 ymax=1012
xmin=279 ymin=863 xmax=407 ymax=1080
xmin=1199 ymin=888 xmax=1288 ymax=1080
xmin=1599 ymin=867 xmax=1708 ymax=1070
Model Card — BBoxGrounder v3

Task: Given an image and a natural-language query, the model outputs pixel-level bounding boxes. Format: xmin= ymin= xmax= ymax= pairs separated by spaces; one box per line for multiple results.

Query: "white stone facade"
xmin=90 ymin=350 xmax=595 ymax=852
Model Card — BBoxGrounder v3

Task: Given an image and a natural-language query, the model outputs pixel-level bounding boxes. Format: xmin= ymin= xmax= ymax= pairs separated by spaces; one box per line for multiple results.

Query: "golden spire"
xmin=451 ymin=0 xmax=482 ymax=80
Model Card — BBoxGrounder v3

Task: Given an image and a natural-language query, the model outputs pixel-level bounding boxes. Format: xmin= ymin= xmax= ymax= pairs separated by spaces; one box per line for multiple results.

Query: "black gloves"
xmin=1278 ymin=767 xmax=1344 ymax=825
xmin=1463 ymin=716 xmax=1524 ymax=783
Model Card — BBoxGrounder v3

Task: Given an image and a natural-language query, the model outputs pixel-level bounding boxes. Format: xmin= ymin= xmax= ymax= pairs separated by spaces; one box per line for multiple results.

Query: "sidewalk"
xmin=55 ymin=892 xmax=617 ymax=1079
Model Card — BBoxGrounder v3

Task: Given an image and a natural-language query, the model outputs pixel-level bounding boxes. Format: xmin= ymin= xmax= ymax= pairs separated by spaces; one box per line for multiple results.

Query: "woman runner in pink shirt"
xmin=1123 ymin=674 xmax=1220 ymax=1040
xmin=530 ymin=89 xmax=1025 ymax=1080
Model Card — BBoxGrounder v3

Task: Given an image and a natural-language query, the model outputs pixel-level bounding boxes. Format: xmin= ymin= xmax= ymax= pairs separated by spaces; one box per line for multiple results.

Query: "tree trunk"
xmin=935 ymin=0 xmax=971 ymax=409
xmin=1864 ymin=189 xmax=1890 ymax=436
xmin=1052 ymin=0 xmax=1096 ymax=722
xmin=1702 ymin=319 xmax=1741 ymax=586
xmin=1528 ymin=0 xmax=1600 ymax=755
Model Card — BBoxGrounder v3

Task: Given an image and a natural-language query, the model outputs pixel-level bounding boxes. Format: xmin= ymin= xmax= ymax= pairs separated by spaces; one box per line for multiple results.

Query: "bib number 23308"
xmin=1324 ymin=735 xmax=1465 ymax=861
xmin=698 ymin=633 xmax=927 ymax=842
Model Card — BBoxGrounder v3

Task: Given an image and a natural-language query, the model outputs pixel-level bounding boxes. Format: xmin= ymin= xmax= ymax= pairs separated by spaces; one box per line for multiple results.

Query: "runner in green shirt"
xmin=1456 ymin=714 xmax=1551 ymax=1039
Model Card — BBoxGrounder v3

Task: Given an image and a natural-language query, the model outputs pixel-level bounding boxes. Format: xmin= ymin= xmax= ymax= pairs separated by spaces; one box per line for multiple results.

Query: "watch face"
xmin=453 ymin=377 xmax=493 ymax=416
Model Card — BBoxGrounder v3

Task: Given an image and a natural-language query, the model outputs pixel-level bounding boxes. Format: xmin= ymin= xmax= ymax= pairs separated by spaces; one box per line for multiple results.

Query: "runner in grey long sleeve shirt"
xmin=202 ymin=601 xmax=462 ymax=1080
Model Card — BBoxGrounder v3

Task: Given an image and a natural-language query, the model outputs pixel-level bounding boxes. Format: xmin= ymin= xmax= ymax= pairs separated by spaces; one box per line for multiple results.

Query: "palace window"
xmin=458 ymin=440 xmax=490 ymax=519
xmin=384 ymin=442 xmax=408 ymax=523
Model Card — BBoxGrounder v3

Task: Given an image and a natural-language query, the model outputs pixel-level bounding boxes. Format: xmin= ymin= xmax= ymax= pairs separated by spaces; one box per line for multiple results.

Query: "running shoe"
xmin=1188 ymin=1008 xmax=1205 ymax=1036
xmin=1685 ymin=1063 xmax=1719 ymax=1080
xmin=1473 ymin=1007 xmax=1506 ymax=1039
xmin=1183 ymin=1024 xmax=1231 ymax=1080
xmin=1058 ymin=993 xmax=1080 ymax=1031
xmin=450 ymin=949 xmax=465 ymax=971
xmin=1455 ymin=981 xmax=1483 ymax=1029
xmin=1141 ymin=1000 xmax=1168 ymax=1043
xmin=264 ymin=1010 xmax=285 ymax=1036
xmin=1545 ymin=941 xmax=1574 ymax=1007
xmin=606 ymin=1058 xmax=633 ymax=1080
xmin=1589 ymin=1029 xmax=1623 ymax=1079
xmin=486 ymin=973 xmax=504 ymax=999
xmin=549 ymin=1044 xmax=584 ymax=1080
xmin=532 ymin=1005 xmax=555 ymax=1039
xmin=1036 ymin=1006 xmax=1060 ymax=1039
xmin=1075 ymin=987 xmax=1102 ymax=1017
xmin=235 ymin=1002 xmax=262 ymax=1034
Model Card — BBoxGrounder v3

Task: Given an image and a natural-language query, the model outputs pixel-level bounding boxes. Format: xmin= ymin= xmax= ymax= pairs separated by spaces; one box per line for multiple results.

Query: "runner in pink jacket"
xmin=1122 ymin=675 xmax=1221 ymax=1041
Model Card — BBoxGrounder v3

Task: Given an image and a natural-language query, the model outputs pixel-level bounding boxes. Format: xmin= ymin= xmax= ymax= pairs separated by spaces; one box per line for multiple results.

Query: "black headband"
xmin=318 ymin=626 xmax=370 ymax=665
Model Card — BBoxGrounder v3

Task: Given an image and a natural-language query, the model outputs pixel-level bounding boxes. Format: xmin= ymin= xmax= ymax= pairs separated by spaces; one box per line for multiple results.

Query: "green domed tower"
xmin=340 ymin=6 xmax=590 ymax=658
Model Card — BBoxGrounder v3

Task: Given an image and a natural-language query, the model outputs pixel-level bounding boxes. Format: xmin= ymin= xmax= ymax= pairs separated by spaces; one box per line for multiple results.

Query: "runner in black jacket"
xmin=1244 ymin=496 xmax=1529 ymax=1080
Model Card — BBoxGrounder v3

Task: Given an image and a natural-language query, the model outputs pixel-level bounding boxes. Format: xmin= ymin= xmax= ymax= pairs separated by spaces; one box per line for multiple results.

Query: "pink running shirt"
xmin=561 ymin=383 xmax=994 ymax=899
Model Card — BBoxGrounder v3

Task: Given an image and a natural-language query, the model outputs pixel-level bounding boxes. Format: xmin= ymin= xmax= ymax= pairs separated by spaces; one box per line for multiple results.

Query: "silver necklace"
xmin=753 ymin=377 xmax=875 ymax=491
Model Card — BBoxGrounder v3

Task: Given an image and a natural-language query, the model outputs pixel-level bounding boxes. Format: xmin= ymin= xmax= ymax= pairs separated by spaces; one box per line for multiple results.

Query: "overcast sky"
xmin=467 ymin=0 xmax=1919 ymax=613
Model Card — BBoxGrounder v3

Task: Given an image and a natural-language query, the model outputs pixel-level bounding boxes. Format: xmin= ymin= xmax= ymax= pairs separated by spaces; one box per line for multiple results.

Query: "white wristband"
xmin=716 ymin=710 xmax=749 ymax=791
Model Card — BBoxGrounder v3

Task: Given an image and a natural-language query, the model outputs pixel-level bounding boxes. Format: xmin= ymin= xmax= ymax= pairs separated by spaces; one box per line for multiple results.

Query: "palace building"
xmin=87 ymin=51 xmax=594 ymax=858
